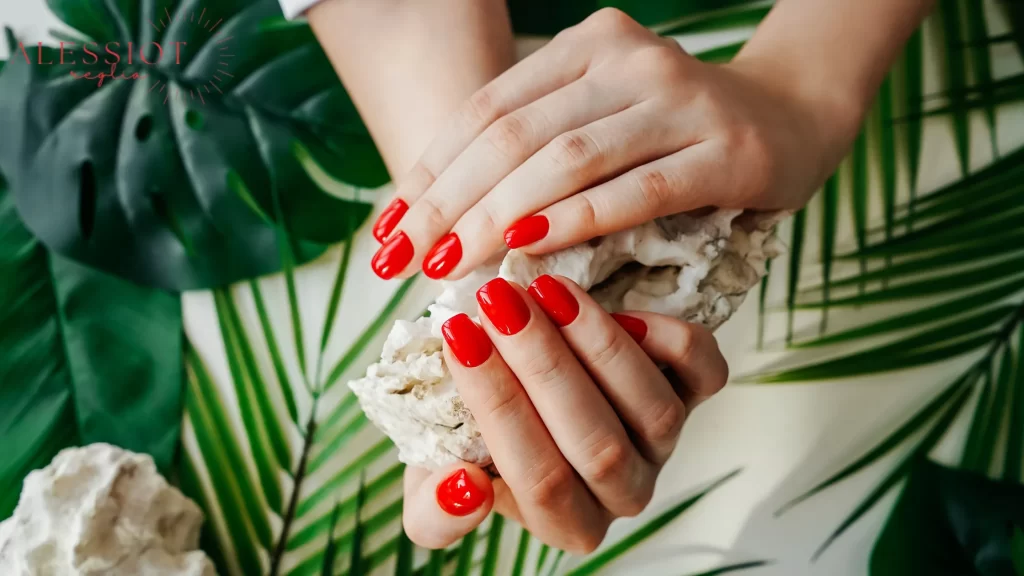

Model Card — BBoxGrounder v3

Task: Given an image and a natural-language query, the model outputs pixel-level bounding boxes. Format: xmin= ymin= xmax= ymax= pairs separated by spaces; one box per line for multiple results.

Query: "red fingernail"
xmin=423 ymin=233 xmax=463 ymax=279
xmin=441 ymin=313 xmax=492 ymax=367
xmin=477 ymin=278 xmax=530 ymax=336
xmin=527 ymin=275 xmax=579 ymax=327
xmin=373 ymin=198 xmax=408 ymax=243
xmin=612 ymin=313 xmax=647 ymax=343
xmin=504 ymin=214 xmax=549 ymax=249
xmin=371 ymin=231 xmax=413 ymax=280
xmin=436 ymin=468 xmax=487 ymax=517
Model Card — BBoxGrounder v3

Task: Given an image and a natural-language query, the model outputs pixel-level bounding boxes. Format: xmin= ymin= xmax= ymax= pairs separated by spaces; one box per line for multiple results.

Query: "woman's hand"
xmin=400 ymin=275 xmax=728 ymax=553
xmin=368 ymin=7 xmax=864 ymax=281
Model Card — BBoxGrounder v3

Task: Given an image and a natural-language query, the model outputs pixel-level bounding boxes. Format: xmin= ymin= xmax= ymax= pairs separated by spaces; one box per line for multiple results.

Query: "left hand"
xmin=368 ymin=8 xmax=857 ymax=281
xmin=399 ymin=275 xmax=729 ymax=553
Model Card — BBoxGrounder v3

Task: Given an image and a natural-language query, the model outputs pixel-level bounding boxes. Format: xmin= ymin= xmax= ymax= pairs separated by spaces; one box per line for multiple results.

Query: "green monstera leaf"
xmin=0 ymin=172 xmax=184 ymax=518
xmin=871 ymin=459 xmax=1024 ymax=576
xmin=0 ymin=0 xmax=388 ymax=291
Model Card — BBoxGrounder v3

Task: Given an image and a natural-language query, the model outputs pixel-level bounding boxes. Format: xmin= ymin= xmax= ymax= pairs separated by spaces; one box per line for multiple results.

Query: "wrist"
xmin=730 ymin=50 xmax=867 ymax=168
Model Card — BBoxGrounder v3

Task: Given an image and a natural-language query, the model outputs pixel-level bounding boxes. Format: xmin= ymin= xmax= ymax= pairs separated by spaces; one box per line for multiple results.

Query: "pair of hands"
xmin=372 ymin=8 xmax=839 ymax=552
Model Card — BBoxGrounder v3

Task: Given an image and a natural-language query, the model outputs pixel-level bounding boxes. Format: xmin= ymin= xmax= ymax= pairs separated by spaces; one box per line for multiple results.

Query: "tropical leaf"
xmin=0 ymin=172 xmax=183 ymax=520
xmin=870 ymin=460 xmax=1024 ymax=576
xmin=0 ymin=0 xmax=387 ymax=291
xmin=756 ymin=2 xmax=1024 ymax=566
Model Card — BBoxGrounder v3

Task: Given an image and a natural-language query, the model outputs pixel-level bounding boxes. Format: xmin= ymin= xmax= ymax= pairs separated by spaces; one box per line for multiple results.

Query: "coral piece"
xmin=348 ymin=210 xmax=787 ymax=470
xmin=0 ymin=444 xmax=216 ymax=576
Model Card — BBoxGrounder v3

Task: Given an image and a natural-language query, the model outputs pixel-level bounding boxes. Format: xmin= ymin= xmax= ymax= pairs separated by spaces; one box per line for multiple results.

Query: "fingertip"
xmin=403 ymin=463 xmax=494 ymax=549
xmin=436 ymin=466 xmax=494 ymax=517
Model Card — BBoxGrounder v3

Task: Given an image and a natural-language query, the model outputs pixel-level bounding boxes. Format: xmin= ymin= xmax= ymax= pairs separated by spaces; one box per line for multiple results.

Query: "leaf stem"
xmin=269 ymin=408 xmax=318 ymax=576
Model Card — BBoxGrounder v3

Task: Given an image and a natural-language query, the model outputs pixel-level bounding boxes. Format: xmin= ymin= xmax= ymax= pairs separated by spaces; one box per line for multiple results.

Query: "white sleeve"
xmin=278 ymin=0 xmax=323 ymax=19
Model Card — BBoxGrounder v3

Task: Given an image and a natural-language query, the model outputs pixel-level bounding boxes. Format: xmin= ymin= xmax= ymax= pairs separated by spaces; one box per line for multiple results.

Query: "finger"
xmin=402 ymin=463 xmax=494 ymax=549
xmin=526 ymin=275 xmax=685 ymax=468
xmin=445 ymin=101 xmax=691 ymax=279
xmin=610 ymin=312 xmax=729 ymax=409
xmin=515 ymin=140 xmax=731 ymax=254
xmin=474 ymin=279 xmax=655 ymax=518
xmin=374 ymin=76 xmax=636 ymax=280
xmin=370 ymin=19 xmax=607 ymax=245
xmin=440 ymin=313 xmax=607 ymax=553
xmin=377 ymin=7 xmax=652 ymax=226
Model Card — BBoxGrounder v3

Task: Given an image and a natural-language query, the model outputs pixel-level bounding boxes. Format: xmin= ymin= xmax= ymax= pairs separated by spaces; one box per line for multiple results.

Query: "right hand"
xmin=400 ymin=275 xmax=728 ymax=553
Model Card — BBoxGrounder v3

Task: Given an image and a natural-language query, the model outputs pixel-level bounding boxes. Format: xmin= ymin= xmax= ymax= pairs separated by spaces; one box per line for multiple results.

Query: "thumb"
xmin=402 ymin=463 xmax=494 ymax=549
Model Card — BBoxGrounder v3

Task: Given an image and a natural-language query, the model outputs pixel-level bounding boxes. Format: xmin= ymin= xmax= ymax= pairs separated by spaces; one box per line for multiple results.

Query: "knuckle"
xmin=464 ymin=87 xmax=501 ymax=128
xmin=587 ymin=7 xmax=635 ymax=34
xmin=521 ymin=350 xmax=571 ymax=390
xmin=480 ymin=379 xmax=523 ymax=423
xmin=570 ymin=527 xmax=608 ymax=555
xmin=569 ymin=194 xmax=600 ymax=235
xmin=407 ymin=161 xmax=437 ymax=191
xmin=670 ymin=323 xmax=698 ymax=366
xmin=584 ymin=328 xmax=627 ymax=372
xmin=632 ymin=168 xmax=675 ymax=209
xmin=462 ymin=203 xmax=501 ymax=245
xmin=635 ymin=45 xmax=684 ymax=80
xmin=617 ymin=487 xmax=653 ymax=518
xmin=486 ymin=114 xmax=534 ymax=160
xmin=580 ymin=437 xmax=631 ymax=485
xmin=416 ymin=194 xmax=451 ymax=233
xmin=549 ymin=131 xmax=602 ymax=173
xmin=642 ymin=400 xmax=685 ymax=447
xmin=524 ymin=461 xmax=575 ymax=510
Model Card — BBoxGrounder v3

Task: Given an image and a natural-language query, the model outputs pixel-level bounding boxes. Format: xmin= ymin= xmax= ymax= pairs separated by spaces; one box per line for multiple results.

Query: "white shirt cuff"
xmin=278 ymin=0 xmax=322 ymax=19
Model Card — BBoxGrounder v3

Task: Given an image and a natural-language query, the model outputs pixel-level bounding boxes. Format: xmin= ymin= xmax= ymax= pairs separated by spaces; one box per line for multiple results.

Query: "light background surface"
xmin=2 ymin=1 xmax=1023 ymax=575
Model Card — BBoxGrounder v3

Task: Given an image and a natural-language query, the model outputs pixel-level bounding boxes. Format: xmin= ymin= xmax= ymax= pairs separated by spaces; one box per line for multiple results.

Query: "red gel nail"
xmin=423 ymin=233 xmax=462 ymax=279
xmin=441 ymin=313 xmax=492 ymax=367
xmin=527 ymin=275 xmax=579 ymax=327
xmin=612 ymin=313 xmax=648 ymax=343
xmin=372 ymin=198 xmax=408 ymax=243
xmin=436 ymin=468 xmax=487 ymax=517
xmin=477 ymin=278 xmax=530 ymax=336
xmin=371 ymin=231 xmax=413 ymax=280
xmin=504 ymin=214 xmax=549 ymax=249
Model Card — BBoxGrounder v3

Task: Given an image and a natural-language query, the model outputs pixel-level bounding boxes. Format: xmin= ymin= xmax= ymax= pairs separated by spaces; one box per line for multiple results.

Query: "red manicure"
xmin=612 ymin=313 xmax=648 ymax=343
xmin=423 ymin=233 xmax=462 ymax=279
xmin=441 ymin=313 xmax=492 ymax=367
xmin=527 ymin=275 xmax=579 ymax=327
xmin=504 ymin=214 xmax=549 ymax=249
xmin=477 ymin=278 xmax=530 ymax=336
xmin=372 ymin=198 xmax=408 ymax=243
xmin=436 ymin=468 xmax=487 ymax=517
xmin=371 ymin=231 xmax=413 ymax=280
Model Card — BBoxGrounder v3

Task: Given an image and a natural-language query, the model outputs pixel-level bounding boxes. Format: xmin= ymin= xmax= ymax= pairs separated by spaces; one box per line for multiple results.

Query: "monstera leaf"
xmin=0 ymin=172 xmax=183 ymax=518
xmin=871 ymin=459 xmax=1024 ymax=576
xmin=0 ymin=0 xmax=388 ymax=291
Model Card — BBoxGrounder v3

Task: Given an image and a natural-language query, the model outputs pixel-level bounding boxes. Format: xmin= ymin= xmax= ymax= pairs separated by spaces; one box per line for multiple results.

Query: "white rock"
xmin=349 ymin=210 xmax=788 ymax=469
xmin=0 ymin=444 xmax=216 ymax=576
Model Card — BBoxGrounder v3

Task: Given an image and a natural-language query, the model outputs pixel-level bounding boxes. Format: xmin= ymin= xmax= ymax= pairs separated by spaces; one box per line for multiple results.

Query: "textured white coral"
xmin=349 ymin=210 xmax=787 ymax=469
xmin=0 ymin=444 xmax=215 ymax=576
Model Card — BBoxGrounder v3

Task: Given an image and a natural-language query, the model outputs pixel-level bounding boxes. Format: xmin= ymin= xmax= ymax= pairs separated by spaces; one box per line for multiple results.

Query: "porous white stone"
xmin=349 ymin=210 xmax=787 ymax=469
xmin=0 ymin=443 xmax=216 ymax=576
